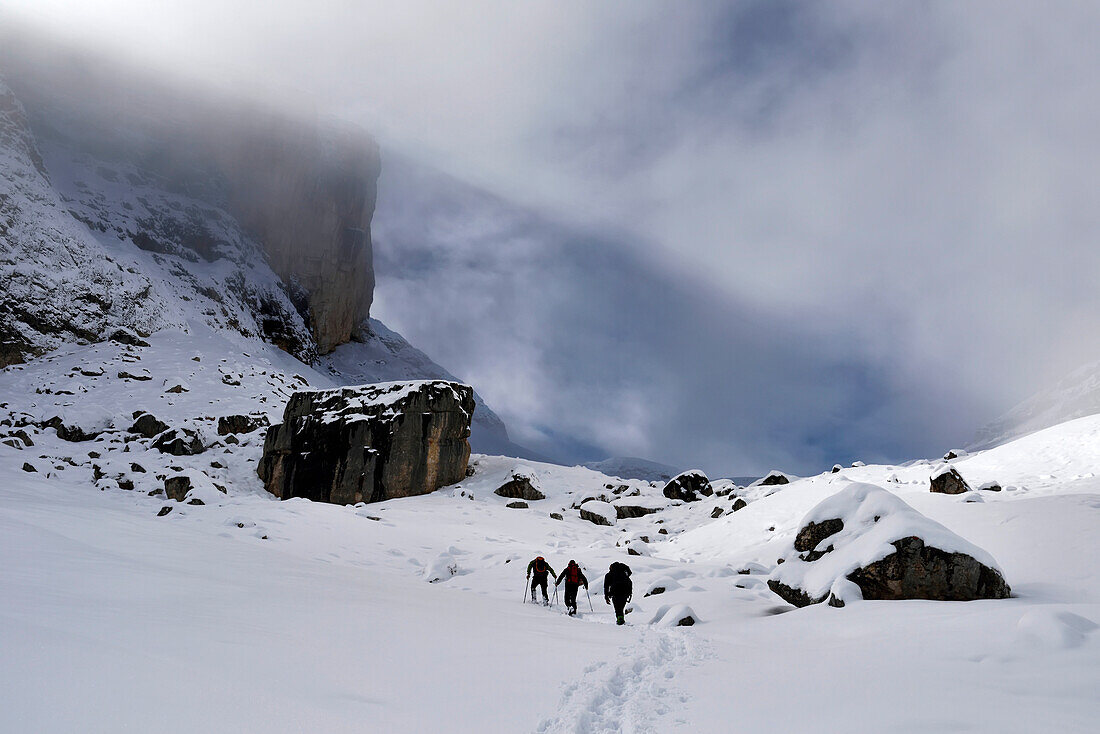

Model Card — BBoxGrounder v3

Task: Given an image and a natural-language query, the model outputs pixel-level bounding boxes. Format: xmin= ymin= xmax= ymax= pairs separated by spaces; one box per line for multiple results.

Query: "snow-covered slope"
xmin=1 ymin=329 xmax=1098 ymax=732
xmin=972 ymin=358 xmax=1100 ymax=450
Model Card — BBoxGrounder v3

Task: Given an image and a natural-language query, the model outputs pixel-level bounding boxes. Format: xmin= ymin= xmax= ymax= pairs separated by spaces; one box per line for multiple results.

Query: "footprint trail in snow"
xmin=537 ymin=628 xmax=705 ymax=734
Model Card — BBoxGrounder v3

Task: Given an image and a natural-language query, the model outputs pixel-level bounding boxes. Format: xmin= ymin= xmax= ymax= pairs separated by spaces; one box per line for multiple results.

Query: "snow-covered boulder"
xmin=493 ymin=472 xmax=545 ymax=501
xmin=579 ymin=500 xmax=617 ymax=526
xmin=648 ymin=604 xmax=699 ymax=627
xmin=930 ymin=465 xmax=971 ymax=495
xmin=662 ymin=470 xmax=712 ymax=502
xmin=151 ymin=427 xmax=205 ymax=456
xmin=768 ymin=483 xmax=1011 ymax=607
xmin=258 ymin=381 xmax=475 ymax=505
xmin=756 ymin=470 xmax=790 ymax=486
xmin=217 ymin=414 xmax=267 ymax=436
xmin=613 ymin=497 xmax=665 ymax=519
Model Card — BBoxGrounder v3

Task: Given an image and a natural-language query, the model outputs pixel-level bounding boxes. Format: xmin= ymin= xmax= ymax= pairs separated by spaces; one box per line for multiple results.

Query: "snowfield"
xmin=2 ymin=333 xmax=1099 ymax=733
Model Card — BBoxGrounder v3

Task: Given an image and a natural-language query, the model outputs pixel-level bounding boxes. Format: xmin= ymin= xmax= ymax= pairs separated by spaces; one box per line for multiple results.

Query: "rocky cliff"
xmin=0 ymin=37 xmax=380 ymax=359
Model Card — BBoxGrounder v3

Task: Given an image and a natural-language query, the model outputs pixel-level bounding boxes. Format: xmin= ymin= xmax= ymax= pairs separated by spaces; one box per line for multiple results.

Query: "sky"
xmin=4 ymin=1 xmax=1100 ymax=475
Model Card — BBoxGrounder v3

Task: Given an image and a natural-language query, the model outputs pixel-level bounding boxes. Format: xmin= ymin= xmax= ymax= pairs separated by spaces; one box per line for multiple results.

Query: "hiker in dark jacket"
xmin=527 ymin=556 xmax=556 ymax=605
xmin=604 ymin=562 xmax=633 ymax=625
xmin=555 ymin=560 xmax=589 ymax=616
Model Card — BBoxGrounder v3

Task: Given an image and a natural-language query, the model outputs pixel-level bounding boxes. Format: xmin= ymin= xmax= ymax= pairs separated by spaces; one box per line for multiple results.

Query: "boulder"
xmin=164 ymin=475 xmax=192 ymax=501
xmin=613 ymin=501 xmax=664 ymax=519
xmin=494 ymin=473 xmax=545 ymax=501
xmin=758 ymin=471 xmax=790 ymax=486
xmin=731 ymin=498 xmax=747 ymax=512
xmin=506 ymin=501 xmax=528 ymax=509
xmin=978 ymin=481 xmax=1002 ymax=492
xmin=579 ymin=500 xmax=616 ymax=526
xmin=21 ymin=462 xmax=36 ymax=472
xmin=257 ymin=380 xmax=474 ymax=505
xmin=130 ymin=412 xmax=169 ymax=438
xmin=152 ymin=428 xmax=205 ymax=456
xmin=768 ymin=482 xmax=1010 ymax=607
xmin=550 ymin=512 xmax=564 ymax=521
xmin=930 ymin=465 xmax=971 ymax=495
xmin=710 ymin=507 xmax=724 ymax=518
xmin=217 ymin=414 xmax=268 ymax=436
xmin=662 ymin=470 xmax=712 ymax=502
xmin=831 ymin=464 xmax=843 ymax=473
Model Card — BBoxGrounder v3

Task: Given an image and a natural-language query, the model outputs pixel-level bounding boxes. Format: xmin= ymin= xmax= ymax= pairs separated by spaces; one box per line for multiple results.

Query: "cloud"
xmin=5 ymin=1 xmax=1100 ymax=472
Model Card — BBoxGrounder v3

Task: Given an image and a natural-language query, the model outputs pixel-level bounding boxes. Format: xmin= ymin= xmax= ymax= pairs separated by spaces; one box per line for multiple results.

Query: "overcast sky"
xmin=6 ymin=1 xmax=1100 ymax=474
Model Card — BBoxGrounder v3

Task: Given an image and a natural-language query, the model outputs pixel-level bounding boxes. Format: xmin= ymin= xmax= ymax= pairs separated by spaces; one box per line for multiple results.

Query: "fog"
xmin=4 ymin=1 xmax=1099 ymax=474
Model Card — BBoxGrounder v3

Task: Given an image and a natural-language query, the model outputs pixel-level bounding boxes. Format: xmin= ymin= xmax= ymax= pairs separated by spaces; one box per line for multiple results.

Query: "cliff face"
xmin=220 ymin=124 xmax=380 ymax=353
xmin=0 ymin=42 xmax=381 ymax=360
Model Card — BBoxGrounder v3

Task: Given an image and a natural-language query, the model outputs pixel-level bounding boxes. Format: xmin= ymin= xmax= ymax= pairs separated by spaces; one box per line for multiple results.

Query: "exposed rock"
xmin=614 ymin=503 xmax=663 ymax=519
xmin=186 ymin=498 xmax=205 ymax=505
xmin=1 ymin=437 xmax=21 ymax=449
xmin=129 ymin=412 xmax=169 ymax=438
xmin=130 ymin=462 xmax=146 ymax=473
xmin=258 ymin=380 xmax=474 ymax=505
xmin=157 ymin=506 xmax=173 ymax=516
xmin=42 ymin=416 xmax=105 ymax=442
xmin=117 ymin=478 xmax=134 ymax=490
xmin=506 ymin=501 xmax=528 ymax=509
xmin=550 ymin=512 xmax=564 ymax=521
xmin=164 ymin=475 xmax=192 ymax=501
xmin=943 ymin=449 xmax=968 ymax=461
xmin=164 ymin=383 xmax=188 ymax=394
xmin=217 ymin=414 xmax=267 ymax=436
xmin=117 ymin=370 xmax=153 ymax=381
xmin=831 ymin=464 xmax=843 ymax=473
xmin=710 ymin=507 xmax=724 ymax=518
xmin=930 ymin=465 xmax=971 ymax=495
xmin=794 ymin=518 xmax=844 ymax=553
xmin=978 ymin=481 xmax=1002 ymax=492
xmin=494 ymin=473 xmax=545 ymax=501
xmin=677 ymin=615 xmax=696 ymax=627
xmin=152 ymin=428 xmax=205 ymax=456
xmin=759 ymin=471 xmax=790 ymax=486
xmin=662 ymin=470 xmax=712 ymax=502
xmin=579 ymin=500 xmax=616 ymax=526
xmin=21 ymin=462 xmax=36 ymax=472
xmin=645 ymin=586 xmax=666 ymax=597
xmin=768 ymin=483 xmax=1010 ymax=607
xmin=731 ymin=498 xmax=747 ymax=512
xmin=12 ymin=429 xmax=33 ymax=446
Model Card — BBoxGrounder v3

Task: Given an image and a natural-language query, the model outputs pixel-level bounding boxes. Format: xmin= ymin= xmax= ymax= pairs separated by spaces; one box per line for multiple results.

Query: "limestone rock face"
xmin=220 ymin=125 xmax=380 ymax=354
xmin=258 ymin=380 xmax=474 ymax=505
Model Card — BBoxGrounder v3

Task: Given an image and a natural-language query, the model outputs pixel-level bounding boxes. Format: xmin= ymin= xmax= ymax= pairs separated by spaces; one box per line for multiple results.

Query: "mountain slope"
xmin=971 ymin=358 xmax=1100 ymax=450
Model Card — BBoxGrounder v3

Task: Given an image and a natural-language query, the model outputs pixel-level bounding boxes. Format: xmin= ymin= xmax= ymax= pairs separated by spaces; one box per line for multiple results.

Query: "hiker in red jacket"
xmin=555 ymin=560 xmax=589 ymax=616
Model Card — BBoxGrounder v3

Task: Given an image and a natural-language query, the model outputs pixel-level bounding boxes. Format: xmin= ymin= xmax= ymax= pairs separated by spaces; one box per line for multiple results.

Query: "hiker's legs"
xmin=612 ymin=595 xmax=628 ymax=624
xmin=565 ymin=584 xmax=578 ymax=612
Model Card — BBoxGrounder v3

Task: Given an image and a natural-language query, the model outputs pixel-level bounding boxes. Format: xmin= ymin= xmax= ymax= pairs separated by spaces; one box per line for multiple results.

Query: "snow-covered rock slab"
xmin=768 ymin=482 xmax=1011 ymax=607
xmin=258 ymin=380 xmax=474 ymax=505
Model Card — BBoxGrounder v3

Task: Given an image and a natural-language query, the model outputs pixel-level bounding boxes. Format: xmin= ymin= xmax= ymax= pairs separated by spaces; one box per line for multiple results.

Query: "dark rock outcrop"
xmin=129 ymin=412 xmax=169 ymax=438
xmin=614 ymin=503 xmax=662 ymax=519
xmin=217 ymin=414 xmax=267 ymax=436
xmin=710 ymin=507 xmax=724 ymax=518
xmin=846 ymin=536 xmax=1011 ymax=602
xmin=164 ymin=475 xmax=192 ymax=501
xmin=579 ymin=501 xmax=616 ymax=526
xmin=731 ymin=498 xmax=748 ymax=512
xmin=759 ymin=471 xmax=790 ymax=486
xmin=494 ymin=473 xmax=545 ymax=501
xmin=152 ymin=428 xmax=205 ymax=456
xmin=662 ymin=470 xmax=712 ymax=502
xmin=258 ymin=381 xmax=474 ymax=505
xmin=506 ymin=501 xmax=528 ymax=509
xmin=930 ymin=465 xmax=971 ymax=495
xmin=794 ymin=518 xmax=844 ymax=553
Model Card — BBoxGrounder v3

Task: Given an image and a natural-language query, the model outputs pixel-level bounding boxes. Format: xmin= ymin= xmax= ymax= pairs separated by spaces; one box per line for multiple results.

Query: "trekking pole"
xmin=552 ymin=584 xmax=559 ymax=608
xmin=585 ymin=587 xmax=593 ymax=612
xmin=523 ymin=577 xmax=529 ymax=604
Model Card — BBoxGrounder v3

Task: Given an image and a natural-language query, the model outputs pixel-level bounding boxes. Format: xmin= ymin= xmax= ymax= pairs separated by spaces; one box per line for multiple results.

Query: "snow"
xmin=1 ymin=328 xmax=1100 ymax=733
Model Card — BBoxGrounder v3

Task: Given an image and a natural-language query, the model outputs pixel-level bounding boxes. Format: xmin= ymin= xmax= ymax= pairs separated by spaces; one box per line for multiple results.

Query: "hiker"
xmin=554 ymin=560 xmax=589 ymax=616
xmin=603 ymin=561 xmax=633 ymax=625
xmin=527 ymin=556 xmax=556 ymax=605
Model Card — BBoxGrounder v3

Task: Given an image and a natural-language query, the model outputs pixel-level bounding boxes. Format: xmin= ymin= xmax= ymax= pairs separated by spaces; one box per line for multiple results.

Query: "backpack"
xmin=567 ymin=565 xmax=580 ymax=584
xmin=534 ymin=558 xmax=546 ymax=574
